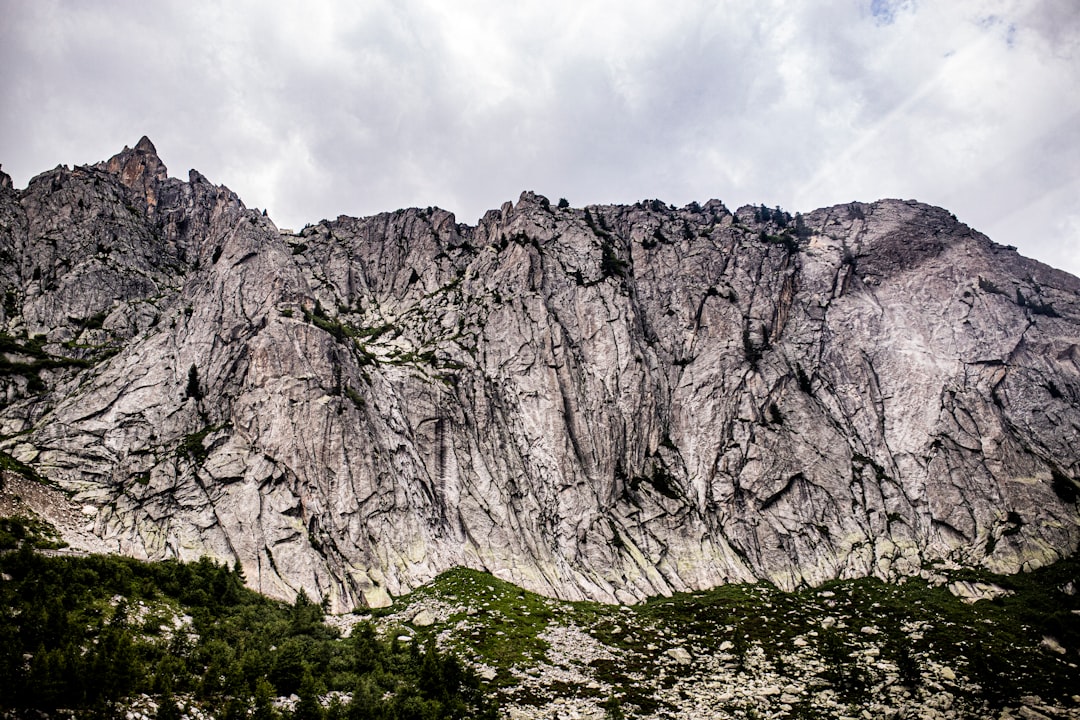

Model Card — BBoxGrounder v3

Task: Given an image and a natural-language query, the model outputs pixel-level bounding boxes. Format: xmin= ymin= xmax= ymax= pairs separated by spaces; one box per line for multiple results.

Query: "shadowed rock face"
xmin=1 ymin=141 xmax=1078 ymax=611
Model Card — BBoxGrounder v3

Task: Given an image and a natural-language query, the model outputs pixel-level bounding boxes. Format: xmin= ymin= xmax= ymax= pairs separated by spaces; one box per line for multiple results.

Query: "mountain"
xmin=1 ymin=138 xmax=1078 ymax=612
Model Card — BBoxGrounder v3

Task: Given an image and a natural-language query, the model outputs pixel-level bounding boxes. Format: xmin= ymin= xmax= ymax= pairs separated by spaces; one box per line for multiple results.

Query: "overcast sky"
xmin=2 ymin=0 xmax=1078 ymax=276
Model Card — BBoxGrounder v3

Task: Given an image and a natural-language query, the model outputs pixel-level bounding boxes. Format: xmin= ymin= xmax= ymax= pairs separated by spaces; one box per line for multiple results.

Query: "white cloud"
xmin=0 ymin=0 xmax=1077 ymax=276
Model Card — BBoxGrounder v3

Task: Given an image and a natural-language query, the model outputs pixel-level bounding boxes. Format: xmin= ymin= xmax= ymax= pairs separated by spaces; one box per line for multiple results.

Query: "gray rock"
xmin=1039 ymin=636 xmax=1066 ymax=655
xmin=665 ymin=647 xmax=692 ymax=664
xmin=947 ymin=580 xmax=1013 ymax=603
xmin=1 ymin=142 xmax=1079 ymax=612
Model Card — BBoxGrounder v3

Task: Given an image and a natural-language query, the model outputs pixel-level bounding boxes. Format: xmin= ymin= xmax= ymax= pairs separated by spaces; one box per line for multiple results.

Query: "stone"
xmin=665 ymin=647 xmax=692 ymax=664
xmin=411 ymin=609 xmax=436 ymax=627
xmin=947 ymin=580 xmax=1013 ymax=603
xmin=1039 ymin=636 xmax=1066 ymax=655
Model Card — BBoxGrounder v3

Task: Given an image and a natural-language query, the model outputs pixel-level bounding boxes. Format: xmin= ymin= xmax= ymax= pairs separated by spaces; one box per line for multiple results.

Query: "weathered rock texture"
xmin=1 ymin=139 xmax=1079 ymax=611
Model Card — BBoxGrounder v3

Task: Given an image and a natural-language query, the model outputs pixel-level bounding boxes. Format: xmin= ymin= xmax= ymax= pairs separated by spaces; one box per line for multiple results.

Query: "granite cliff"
xmin=1 ymin=139 xmax=1078 ymax=611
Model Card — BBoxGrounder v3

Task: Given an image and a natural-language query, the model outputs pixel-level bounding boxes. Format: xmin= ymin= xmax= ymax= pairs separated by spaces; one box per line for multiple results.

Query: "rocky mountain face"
xmin=1 ymin=139 xmax=1078 ymax=612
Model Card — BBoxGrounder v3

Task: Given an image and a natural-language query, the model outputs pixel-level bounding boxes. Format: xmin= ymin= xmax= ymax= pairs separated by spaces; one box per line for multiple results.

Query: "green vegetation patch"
xmin=370 ymin=567 xmax=558 ymax=678
xmin=0 ymin=551 xmax=498 ymax=719
xmin=0 ymin=514 xmax=66 ymax=550
xmin=0 ymin=450 xmax=45 ymax=483
xmin=177 ymin=426 xmax=215 ymax=464
xmin=0 ymin=332 xmax=98 ymax=391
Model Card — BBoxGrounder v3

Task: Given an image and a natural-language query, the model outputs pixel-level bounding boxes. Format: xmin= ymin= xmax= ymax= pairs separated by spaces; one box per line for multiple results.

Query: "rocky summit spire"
xmin=101 ymin=136 xmax=168 ymax=211
xmin=134 ymin=135 xmax=158 ymax=154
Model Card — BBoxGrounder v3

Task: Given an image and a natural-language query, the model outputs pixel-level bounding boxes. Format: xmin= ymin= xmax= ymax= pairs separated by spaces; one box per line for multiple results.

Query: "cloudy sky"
xmin=2 ymin=0 xmax=1078 ymax=276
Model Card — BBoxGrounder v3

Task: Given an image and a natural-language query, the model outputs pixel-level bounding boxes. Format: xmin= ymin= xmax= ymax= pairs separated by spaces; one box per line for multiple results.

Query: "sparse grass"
xmin=374 ymin=555 xmax=1080 ymax=716
xmin=176 ymin=424 xmax=229 ymax=464
xmin=0 ymin=450 xmax=50 ymax=485
xmin=0 ymin=332 xmax=96 ymax=386
xmin=376 ymin=568 xmax=557 ymax=677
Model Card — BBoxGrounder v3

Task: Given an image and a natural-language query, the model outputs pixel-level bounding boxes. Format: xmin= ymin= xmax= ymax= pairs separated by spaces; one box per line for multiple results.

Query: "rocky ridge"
xmin=1 ymin=138 xmax=1078 ymax=612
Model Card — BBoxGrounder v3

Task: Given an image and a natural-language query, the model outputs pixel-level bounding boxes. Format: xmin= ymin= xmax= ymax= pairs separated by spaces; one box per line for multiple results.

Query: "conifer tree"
xmin=186 ymin=364 xmax=202 ymax=400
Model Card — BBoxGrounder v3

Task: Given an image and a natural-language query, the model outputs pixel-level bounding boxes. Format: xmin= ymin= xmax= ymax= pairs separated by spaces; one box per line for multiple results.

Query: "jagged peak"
xmin=514 ymin=190 xmax=551 ymax=209
xmin=98 ymin=136 xmax=168 ymax=210
xmin=103 ymin=135 xmax=164 ymax=168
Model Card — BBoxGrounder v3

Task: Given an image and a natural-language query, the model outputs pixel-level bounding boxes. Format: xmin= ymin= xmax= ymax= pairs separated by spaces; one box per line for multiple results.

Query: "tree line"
xmin=0 ymin=545 xmax=497 ymax=719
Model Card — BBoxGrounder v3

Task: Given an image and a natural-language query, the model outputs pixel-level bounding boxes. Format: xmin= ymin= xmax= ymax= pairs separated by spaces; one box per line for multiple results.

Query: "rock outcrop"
xmin=1 ymin=139 xmax=1078 ymax=611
